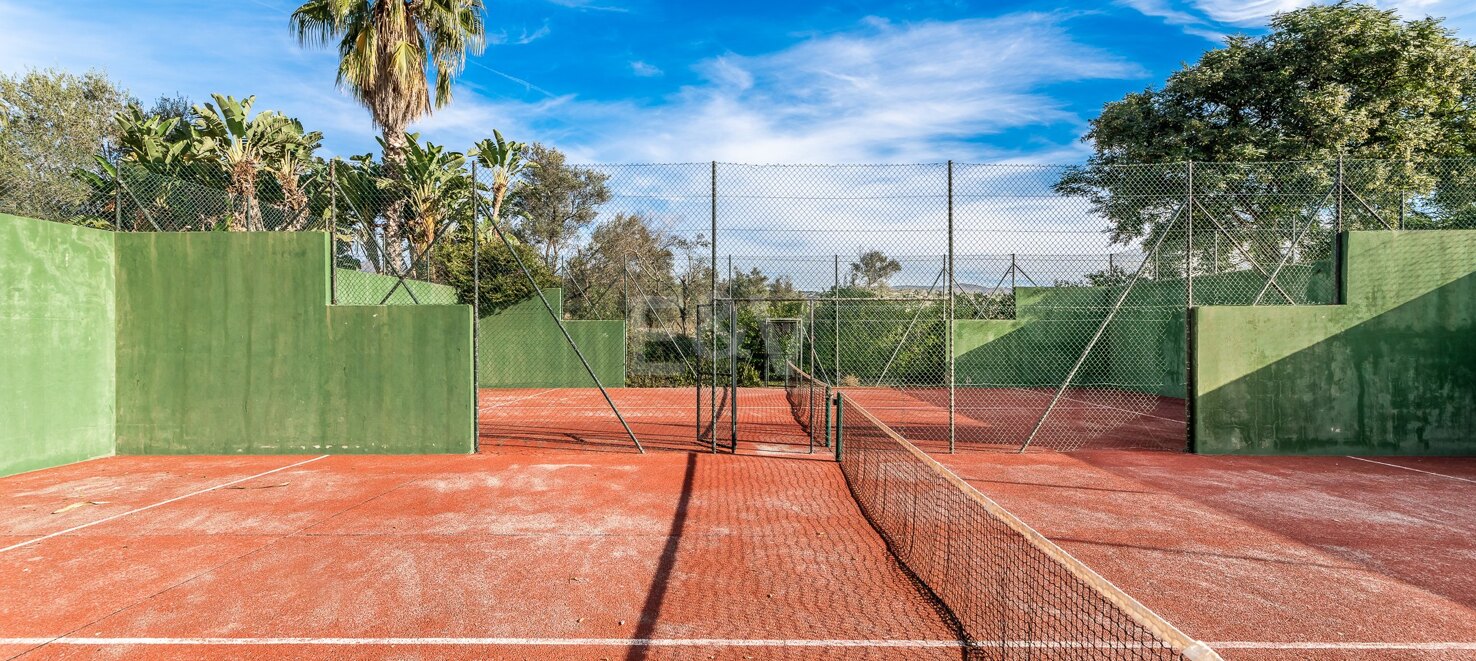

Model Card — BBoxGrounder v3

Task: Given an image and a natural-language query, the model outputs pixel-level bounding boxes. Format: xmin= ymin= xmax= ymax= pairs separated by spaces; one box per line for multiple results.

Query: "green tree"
xmin=507 ymin=143 xmax=611 ymax=269
xmin=438 ymin=225 xmax=557 ymax=313
xmin=291 ymin=0 xmax=487 ymax=269
xmin=849 ymin=250 xmax=902 ymax=288
xmin=1058 ymin=3 xmax=1476 ymax=249
xmin=0 ymin=69 xmax=131 ymax=221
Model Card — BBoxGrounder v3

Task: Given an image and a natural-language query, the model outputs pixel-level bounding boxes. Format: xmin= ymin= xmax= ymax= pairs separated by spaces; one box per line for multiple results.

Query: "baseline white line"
xmin=1345 ymin=456 xmax=1476 ymax=484
xmin=0 ymin=455 xmax=329 ymax=554
xmin=0 ymin=638 xmax=961 ymax=648
xmin=479 ymin=388 xmax=559 ymax=410
xmin=1210 ymin=641 xmax=1476 ymax=650
xmin=3 ymin=638 xmax=1472 ymax=651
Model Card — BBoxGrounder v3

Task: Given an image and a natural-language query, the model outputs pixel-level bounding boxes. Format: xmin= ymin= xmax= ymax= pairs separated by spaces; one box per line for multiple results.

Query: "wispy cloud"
xmin=489 ymin=21 xmax=553 ymax=45
xmin=600 ymin=13 xmax=1143 ymax=162
xmin=1124 ymin=0 xmax=1476 ymax=40
xmin=630 ymin=60 xmax=663 ymax=77
xmin=543 ymin=0 xmax=630 ymax=13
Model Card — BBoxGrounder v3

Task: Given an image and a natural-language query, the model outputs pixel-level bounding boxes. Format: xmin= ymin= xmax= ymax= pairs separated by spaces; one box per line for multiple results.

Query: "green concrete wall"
xmin=1194 ymin=231 xmax=1476 ymax=455
xmin=0 ymin=214 xmax=117 ymax=476
xmin=954 ymin=262 xmax=1333 ymax=399
xmin=478 ymin=288 xmax=625 ymax=388
xmin=115 ymin=232 xmax=473 ymax=454
xmin=334 ymin=268 xmax=459 ymax=305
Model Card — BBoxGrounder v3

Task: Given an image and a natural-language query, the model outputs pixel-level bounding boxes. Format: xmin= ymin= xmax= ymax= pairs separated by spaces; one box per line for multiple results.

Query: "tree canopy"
xmin=1058 ymin=2 xmax=1476 ymax=248
xmin=0 ymin=69 xmax=132 ymax=220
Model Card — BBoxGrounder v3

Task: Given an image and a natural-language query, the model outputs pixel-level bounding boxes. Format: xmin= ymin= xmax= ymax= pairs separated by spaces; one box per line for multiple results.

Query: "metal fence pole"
xmin=329 ymin=159 xmax=338 ymax=304
xmin=710 ymin=161 xmax=718 ymax=452
xmin=1335 ymin=155 xmax=1345 ymax=304
xmin=833 ymin=254 xmax=840 ymax=383
xmin=1183 ymin=160 xmax=1194 ymax=454
xmin=485 ymin=208 xmax=645 ymax=454
xmin=470 ymin=160 xmax=480 ymax=453
xmin=728 ymin=299 xmax=738 ymax=451
xmin=1186 ymin=160 xmax=1194 ymax=305
xmin=947 ymin=160 xmax=956 ymax=454
xmin=114 ymin=164 xmax=123 ymax=230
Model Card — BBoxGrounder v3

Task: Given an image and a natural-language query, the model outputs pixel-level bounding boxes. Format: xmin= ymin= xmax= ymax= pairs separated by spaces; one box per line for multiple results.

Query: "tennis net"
xmin=834 ymin=392 xmax=1220 ymax=660
xmin=784 ymin=361 xmax=829 ymax=449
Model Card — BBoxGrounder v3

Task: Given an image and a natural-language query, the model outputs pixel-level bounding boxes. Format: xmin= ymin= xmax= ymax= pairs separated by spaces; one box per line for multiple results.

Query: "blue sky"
xmin=3 ymin=0 xmax=1474 ymax=164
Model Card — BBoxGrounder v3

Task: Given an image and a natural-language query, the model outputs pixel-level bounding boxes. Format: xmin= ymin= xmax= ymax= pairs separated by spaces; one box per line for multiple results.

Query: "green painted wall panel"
xmin=477 ymin=288 xmax=625 ymax=388
xmin=0 ymin=214 xmax=116 ymax=476
xmin=334 ymin=268 xmax=459 ymax=306
xmin=1195 ymin=231 xmax=1476 ymax=455
xmin=953 ymin=262 xmax=1332 ymax=399
xmin=114 ymin=231 xmax=472 ymax=454
xmin=326 ymin=306 xmax=473 ymax=453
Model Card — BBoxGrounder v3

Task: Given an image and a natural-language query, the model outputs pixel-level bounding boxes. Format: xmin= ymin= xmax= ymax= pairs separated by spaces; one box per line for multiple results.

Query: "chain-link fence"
xmin=6 ymin=156 xmax=1472 ymax=453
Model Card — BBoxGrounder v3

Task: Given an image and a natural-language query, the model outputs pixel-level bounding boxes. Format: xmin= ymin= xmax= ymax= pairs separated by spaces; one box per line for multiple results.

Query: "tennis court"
xmin=5 ymin=409 xmax=1474 ymax=659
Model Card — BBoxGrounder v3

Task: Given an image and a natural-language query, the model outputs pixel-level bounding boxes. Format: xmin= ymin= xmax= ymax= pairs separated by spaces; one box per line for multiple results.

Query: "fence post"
xmin=1186 ymin=161 xmax=1194 ymax=305
xmin=709 ymin=162 xmax=718 ymax=449
xmin=1335 ymin=155 xmax=1344 ymax=304
xmin=833 ymin=254 xmax=840 ymax=383
xmin=329 ymin=160 xmax=338 ymax=304
xmin=1399 ymin=165 xmax=1406 ymax=230
xmin=114 ymin=164 xmax=123 ymax=230
xmin=470 ymin=160 xmax=480 ymax=452
xmin=1010 ymin=253 xmax=1016 ymax=293
xmin=947 ymin=160 xmax=956 ymax=454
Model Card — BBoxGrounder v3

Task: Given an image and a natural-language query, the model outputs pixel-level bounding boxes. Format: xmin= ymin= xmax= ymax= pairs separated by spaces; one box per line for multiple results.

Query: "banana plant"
xmin=470 ymin=130 xmax=527 ymax=237
xmin=260 ymin=118 xmax=325 ymax=231
xmin=189 ymin=94 xmax=307 ymax=231
xmin=394 ymin=133 xmax=473 ymax=265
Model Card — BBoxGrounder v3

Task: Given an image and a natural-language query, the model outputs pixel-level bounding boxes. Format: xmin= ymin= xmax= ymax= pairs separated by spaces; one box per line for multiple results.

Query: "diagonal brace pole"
xmin=484 ymin=210 xmax=645 ymax=453
xmin=1019 ymin=203 xmax=1186 ymax=453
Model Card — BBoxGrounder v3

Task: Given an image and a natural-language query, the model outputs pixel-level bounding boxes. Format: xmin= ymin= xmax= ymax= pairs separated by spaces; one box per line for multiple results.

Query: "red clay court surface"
xmin=2 ymin=387 xmax=1473 ymax=659
xmin=480 ymin=386 xmax=1187 ymax=455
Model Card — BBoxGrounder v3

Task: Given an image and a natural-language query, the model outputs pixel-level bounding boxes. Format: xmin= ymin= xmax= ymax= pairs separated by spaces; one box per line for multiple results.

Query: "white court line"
xmin=1210 ymin=641 xmax=1476 ymax=650
xmin=0 ymin=455 xmax=329 ymax=554
xmin=1345 ymin=456 xmax=1476 ymax=484
xmin=1 ymin=638 xmax=1473 ymax=651
xmin=479 ymin=388 xmax=559 ymax=410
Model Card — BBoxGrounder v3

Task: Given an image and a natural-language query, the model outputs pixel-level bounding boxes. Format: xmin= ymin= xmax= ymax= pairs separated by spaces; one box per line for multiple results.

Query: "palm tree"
xmin=290 ymin=0 xmax=486 ymax=270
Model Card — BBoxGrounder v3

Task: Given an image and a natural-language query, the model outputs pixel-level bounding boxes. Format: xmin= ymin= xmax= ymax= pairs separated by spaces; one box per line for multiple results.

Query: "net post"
xmin=470 ymin=160 xmax=480 ymax=454
xmin=947 ymin=160 xmax=956 ymax=454
xmin=833 ymin=393 xmax=844 ymax=462
xmin=823 ymin=385 xmax=832 ymax=453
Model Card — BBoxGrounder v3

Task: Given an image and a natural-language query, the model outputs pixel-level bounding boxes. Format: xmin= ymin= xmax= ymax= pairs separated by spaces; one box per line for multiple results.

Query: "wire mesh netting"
xmin=7 ymin=157 xmax=1474 ymax=454
xmin=834 ymin=392 xmax=1219 ymax=660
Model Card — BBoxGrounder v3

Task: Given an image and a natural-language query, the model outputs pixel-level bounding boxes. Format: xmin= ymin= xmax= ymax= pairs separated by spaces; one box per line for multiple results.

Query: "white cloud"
xmin=1124 ymin=0 xmax=1476 ymax=39
xmin=490 ymin=22 xmax=553 ymax=46
xmin=581 ymin=14 xmax=1144 ymax=163
xmin=630 ymin=60 xmax=663 ymax=77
